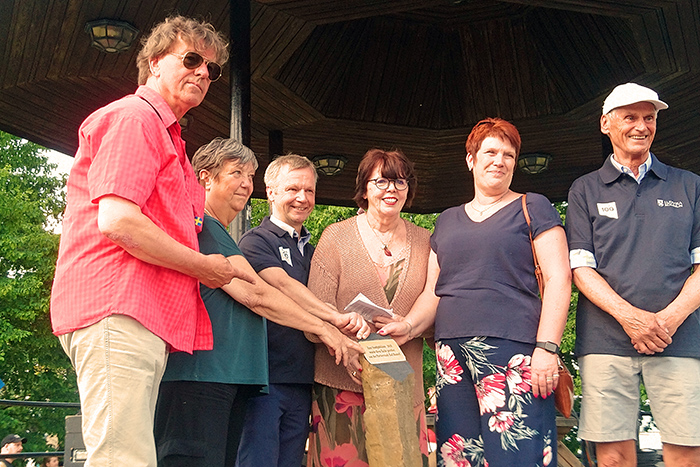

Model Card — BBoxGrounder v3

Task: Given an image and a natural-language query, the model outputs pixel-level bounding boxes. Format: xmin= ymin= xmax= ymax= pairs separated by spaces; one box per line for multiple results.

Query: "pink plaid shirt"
xmin=51 ymin=86 xmax=211 ymax=353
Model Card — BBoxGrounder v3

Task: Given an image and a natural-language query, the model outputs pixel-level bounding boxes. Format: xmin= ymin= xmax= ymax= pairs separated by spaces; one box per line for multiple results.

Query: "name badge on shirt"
xmin=597 ymin=202 xmax=618 ymax=219
xmin=279 ymin=247 xmax=292 ymax=267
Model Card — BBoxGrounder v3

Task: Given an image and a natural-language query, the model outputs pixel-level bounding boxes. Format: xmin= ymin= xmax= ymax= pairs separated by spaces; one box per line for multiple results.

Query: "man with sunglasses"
xmin=51 ymin=15 xmax=253 ymax=467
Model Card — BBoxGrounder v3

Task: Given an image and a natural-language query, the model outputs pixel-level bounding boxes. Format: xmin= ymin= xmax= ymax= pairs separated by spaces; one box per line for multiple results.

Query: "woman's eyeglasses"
xmin=368 ymin=178 xmax=409 ymax=191
xmin=170 ymin=52 xmax=222 ymax=82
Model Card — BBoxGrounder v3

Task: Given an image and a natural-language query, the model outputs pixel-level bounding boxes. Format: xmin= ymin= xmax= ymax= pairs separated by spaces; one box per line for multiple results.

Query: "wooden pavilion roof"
xmin=1 ymin=0 xmax=699 ymax=212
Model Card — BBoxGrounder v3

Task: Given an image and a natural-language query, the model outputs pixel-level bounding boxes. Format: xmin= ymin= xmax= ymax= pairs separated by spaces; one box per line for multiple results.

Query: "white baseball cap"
xmin=602 ymin=83 xmax=668 ymax=115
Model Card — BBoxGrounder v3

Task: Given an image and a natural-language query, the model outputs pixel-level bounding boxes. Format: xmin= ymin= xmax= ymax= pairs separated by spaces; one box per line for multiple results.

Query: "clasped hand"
xmin=373 ymin=315 xmax=413 ymax=346
xmin=621 ymin=307 xmax=674 ymax=355
xmin=335 ymin=312 xmax=371 ymax=340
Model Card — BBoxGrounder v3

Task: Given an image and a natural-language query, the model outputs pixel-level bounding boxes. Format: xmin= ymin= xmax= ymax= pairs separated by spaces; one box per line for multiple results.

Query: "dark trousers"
xmin=235 ymin=383 xmax=313 ymax=467
xmin=154 ymin=381 xmax=257 ymax=467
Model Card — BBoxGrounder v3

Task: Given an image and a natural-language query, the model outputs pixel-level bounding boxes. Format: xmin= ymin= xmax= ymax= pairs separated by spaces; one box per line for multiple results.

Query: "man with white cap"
xmin=566 ymin=83 xmax=700 ymax=466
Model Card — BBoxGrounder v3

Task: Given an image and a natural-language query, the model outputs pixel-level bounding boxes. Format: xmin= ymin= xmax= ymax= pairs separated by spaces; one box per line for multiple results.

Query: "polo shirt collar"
xmin=267 ymin=216 xmax=311 ymax=246
xmin=646 ymin=153 xmax=668 ymax=181
xmin=135 ymin=85 xmax=179 ymax=129
xmin=599 ymin=152 xmax=667 ymax=184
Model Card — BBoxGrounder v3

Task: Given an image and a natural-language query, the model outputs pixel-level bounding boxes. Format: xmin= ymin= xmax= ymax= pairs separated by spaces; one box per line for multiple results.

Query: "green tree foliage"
xmin=0 ymin=132 xmax=77 ymax=456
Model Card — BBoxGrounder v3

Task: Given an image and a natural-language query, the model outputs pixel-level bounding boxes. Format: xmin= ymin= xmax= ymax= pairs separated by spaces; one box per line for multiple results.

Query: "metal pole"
xmin=229 ymin=0 xmax=252 ymax=241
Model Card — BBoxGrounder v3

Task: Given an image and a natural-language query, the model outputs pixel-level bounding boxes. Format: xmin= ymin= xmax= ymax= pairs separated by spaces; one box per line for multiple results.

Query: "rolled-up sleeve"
xmin=569 ymin=249 xmax=597 ymax=269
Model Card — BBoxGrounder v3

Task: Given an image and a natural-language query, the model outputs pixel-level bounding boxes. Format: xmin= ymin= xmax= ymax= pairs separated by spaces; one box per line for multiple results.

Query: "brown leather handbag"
xmin=522 ymin=194 xmax=574 ymax=418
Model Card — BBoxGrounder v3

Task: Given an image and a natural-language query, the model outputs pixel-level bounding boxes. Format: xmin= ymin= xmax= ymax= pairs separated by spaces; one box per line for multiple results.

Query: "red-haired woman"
xmin=382 ymin=118 xmax=571 ymax=466
xmin=306 ymin=148 xmax=432 ymax=466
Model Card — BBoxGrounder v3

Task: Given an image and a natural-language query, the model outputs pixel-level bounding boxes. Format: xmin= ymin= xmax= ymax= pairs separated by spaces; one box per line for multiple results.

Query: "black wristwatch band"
xmin=535 ymin=341 xmax=559 ymax=354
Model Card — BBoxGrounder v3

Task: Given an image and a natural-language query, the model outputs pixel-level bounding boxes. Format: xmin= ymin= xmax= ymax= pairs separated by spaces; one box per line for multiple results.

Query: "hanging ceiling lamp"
xmin=312 ymin=155 xmax=348 ymax=176
xmin=85 ymin=19 xmax=139 ymax=54
xmin=518 ymin=153 xmax=552 ymax=174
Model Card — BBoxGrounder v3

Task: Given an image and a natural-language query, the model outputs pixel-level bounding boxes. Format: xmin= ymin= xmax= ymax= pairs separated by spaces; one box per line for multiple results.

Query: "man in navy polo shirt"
xmin=235 ymin=154 xmax=369 ymax=467
xmin=566 ymin=83 xmax=700 ymax=467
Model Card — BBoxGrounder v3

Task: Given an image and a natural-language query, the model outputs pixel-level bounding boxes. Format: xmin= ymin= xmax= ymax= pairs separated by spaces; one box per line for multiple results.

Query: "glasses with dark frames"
xmin=368 ymin=178 xmax=409 ymax=191
xmin=169 ymin=51 xmax=222 ymax=82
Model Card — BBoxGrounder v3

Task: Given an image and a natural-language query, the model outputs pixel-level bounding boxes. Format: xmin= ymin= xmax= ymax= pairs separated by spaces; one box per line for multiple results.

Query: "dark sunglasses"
xmin=170 ymin=52 xmax=222 ymax=82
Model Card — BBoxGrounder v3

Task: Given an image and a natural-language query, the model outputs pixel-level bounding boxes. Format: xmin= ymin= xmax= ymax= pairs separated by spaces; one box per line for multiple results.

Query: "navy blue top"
xmin=566 ymin=154 xmax=700 ymax=357
xmin=162 ymin=215 xmax=268 ymax=388
xmin=238 ymin=216 xmax=316 ymax=385
xmin=431 ymin=193 xmax=562 ymax=343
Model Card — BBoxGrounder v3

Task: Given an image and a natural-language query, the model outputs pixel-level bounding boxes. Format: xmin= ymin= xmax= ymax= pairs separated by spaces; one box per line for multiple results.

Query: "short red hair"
xmin=466 ymin=118 xmax=522 ymax=161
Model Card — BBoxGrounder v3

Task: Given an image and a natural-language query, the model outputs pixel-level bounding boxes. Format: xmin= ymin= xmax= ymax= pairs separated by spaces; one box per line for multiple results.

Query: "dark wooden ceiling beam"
xmin=256 ymin=0 xmax=443 ymax=24
xmin=1 ymin=0 xmax=699 ymax=212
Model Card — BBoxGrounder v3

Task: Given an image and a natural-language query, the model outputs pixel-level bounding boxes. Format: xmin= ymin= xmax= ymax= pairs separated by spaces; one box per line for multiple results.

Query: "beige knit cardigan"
xmin=307 ymin=216 xmax=431 ymax=408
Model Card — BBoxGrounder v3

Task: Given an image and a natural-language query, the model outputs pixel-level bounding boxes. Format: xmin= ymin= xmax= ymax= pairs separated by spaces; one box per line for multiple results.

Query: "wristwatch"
xmin=535 ymin=341 xmax=559 ymax=354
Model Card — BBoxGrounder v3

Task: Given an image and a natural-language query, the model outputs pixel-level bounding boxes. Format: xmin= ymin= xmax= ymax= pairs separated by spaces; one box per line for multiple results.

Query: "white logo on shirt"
xmin=279 ymin=247 xmax=293 ymax=267
xmin=657 ymin=199 xmax=683 ymax=208
xmin=597 ymin=202 xmax=618 ymax=219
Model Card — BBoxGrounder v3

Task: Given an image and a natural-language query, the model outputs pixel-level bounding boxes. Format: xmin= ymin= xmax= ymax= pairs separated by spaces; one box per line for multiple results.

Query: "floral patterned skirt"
xmin=435 ymin=337 xmax=556 ymax=467
xmin=307 ymin=383 xmax=430 ymax=467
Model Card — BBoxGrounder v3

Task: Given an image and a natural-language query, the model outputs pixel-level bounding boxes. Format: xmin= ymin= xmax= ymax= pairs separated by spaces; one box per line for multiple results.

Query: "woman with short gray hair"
xmin=154 ymin=139 xmax=361 ymax=466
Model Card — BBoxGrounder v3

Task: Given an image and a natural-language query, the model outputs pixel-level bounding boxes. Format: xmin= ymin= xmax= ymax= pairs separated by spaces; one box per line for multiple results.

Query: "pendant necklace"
xmin=470 ymin=191 xmax=509 ymax=217
xmin=367 ymin=216 xmax=395 ymax=257
xmin=203 ymin=207 xmax=218 ymax=222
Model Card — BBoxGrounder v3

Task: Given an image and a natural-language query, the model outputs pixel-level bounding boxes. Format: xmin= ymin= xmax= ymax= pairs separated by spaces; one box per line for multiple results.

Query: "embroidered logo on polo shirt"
xmin=279 ymin=247 xmax=292 ymax=267
xmin=597 ymin=202 xmax=618 ymax=219
xmin=657 ymin=199 xmax=683 ymax=208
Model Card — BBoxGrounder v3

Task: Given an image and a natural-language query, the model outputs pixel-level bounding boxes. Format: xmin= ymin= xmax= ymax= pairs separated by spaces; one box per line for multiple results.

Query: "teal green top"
xmin=162 ymin=215 xmax=268 ymax=389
